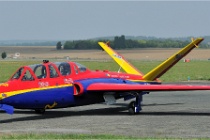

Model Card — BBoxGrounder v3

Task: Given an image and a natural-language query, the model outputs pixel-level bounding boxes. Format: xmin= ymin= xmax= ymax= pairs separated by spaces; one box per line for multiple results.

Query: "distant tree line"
xmin=0 ymin=41 xmax=60 ymax=46
xmin=63 ymin=40 xmax=99 ymax=50
xmin=62 ymin=35 xmax=209 ymax=50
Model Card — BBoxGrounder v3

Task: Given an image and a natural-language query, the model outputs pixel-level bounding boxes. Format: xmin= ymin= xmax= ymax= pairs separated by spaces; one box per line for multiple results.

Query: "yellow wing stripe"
xmin=98 ymin=42 xmax=143 ymax=76
xmin=143 ymin=38 xmax=204 ymax=81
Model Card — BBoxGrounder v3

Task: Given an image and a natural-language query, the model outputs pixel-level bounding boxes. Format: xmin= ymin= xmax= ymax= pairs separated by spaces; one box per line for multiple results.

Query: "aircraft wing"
xmin=87 ymin=83 xmax=210 ymax=92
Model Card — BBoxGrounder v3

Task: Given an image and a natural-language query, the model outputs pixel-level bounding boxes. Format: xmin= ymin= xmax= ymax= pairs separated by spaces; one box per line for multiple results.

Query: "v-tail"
xmin=98 ymin=38 xmax=204 ymax=82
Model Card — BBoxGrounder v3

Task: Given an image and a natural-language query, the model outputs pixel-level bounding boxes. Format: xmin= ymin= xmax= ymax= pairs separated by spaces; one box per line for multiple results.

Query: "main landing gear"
xmin=128 ymin=93 xmax=143 ymax=115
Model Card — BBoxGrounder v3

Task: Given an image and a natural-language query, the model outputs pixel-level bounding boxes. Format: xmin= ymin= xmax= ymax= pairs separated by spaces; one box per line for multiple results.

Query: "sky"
xmin=0 ymin=1 xmax=209 ymax=40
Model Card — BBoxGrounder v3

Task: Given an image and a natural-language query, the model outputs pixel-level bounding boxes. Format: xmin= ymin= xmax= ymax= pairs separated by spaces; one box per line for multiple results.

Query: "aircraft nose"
xmin=0 ymin=90 xmax=14 ymax=115
xmin=0 ymin=83 xmax=10 ymax=100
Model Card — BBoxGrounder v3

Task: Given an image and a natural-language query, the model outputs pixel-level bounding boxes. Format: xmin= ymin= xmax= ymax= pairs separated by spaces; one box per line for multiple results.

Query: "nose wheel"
xmin=34 ymin=109 xmax=45 ymax=114
xmin=128 ymin=93 xmax=142 ymax=115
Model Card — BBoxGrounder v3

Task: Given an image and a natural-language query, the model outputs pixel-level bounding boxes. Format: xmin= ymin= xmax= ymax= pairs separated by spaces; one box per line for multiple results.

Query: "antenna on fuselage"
xmin=117 ymin=66 xmax=122 ymax=73
xmin=117 ymin=61 xmax=124 ymax=73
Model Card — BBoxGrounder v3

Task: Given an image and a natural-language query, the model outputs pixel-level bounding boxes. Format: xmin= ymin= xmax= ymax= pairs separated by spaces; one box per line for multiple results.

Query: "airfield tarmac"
xmin=1 ymin=90 xmax=210 ymax=138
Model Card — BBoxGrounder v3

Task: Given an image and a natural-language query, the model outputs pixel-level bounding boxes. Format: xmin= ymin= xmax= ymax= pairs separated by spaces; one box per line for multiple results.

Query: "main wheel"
xmin=128 ymin=101 xmax=136 ymax=115
xmin=34 ymin=109 xmax=45 ymax=114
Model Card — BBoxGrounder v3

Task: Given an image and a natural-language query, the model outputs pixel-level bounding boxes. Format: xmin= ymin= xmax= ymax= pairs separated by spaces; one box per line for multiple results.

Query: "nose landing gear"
xmin=34 ymin=109 xmax=45 ymax=114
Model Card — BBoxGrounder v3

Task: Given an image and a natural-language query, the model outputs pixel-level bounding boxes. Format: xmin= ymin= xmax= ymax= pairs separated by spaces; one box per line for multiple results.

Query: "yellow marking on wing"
xmin=98 ymin=42 xmax=143 ymax=76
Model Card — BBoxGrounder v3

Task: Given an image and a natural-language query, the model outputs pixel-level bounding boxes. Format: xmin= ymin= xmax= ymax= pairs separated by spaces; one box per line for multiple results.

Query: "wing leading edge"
xmin=87 ymin=83 xmax=210 ymax=92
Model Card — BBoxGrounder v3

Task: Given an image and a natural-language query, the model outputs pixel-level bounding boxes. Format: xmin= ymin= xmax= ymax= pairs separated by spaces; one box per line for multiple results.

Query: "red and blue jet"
xmin=1 ymin=38 xmax=210 ymax=115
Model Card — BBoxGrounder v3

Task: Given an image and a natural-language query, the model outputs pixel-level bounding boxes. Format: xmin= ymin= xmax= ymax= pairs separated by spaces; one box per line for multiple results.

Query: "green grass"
xmin=0 ymin=133 xmax=209 ymax=139
xmin=0 ymin=60 xmax=210 ymax=82
xmin=154 ymin=60 xmax=210 ymax=82
xmin=0 ymin=133 xmax=138 ymax=139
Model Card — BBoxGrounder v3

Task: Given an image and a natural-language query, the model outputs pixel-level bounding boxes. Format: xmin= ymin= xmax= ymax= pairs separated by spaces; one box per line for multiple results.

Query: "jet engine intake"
xmin=73 ymin=82 xmax=84 ymax=96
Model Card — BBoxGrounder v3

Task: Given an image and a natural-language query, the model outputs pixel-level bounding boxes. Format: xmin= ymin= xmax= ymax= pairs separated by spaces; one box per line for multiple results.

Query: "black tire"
xmin=34 ymin=109 xmax=45 ymax=114
xmin=128 ymin=101 xmax=136 ymax=115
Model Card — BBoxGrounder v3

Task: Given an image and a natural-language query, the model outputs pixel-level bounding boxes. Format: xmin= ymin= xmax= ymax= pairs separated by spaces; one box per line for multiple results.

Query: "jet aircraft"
xmin=0 ymin=38 xmax=210 ymax=115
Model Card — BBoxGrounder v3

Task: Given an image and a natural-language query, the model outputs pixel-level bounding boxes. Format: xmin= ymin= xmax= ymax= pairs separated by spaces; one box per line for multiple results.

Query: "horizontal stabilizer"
xmin=0 ymin=104 xmax=14 ymax=115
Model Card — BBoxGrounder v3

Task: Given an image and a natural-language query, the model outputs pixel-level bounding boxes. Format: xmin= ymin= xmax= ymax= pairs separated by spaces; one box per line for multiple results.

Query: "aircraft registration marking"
xmin=38 ymin=82 xmax=49 ymax=88
xmin=64 ymin=78 xmax=73 ymax=84
xmin=107 ymin=74 xmax=130 ymax=79
xmin=113 ymin=53 xmax=122 ymax=59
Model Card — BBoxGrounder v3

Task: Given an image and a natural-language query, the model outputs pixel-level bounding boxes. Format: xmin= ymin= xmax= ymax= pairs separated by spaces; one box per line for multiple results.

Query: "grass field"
xmin=0 ymin=45 xmax=210 ymax=82
xmin=0 ymin=60 xmax=210 ymax=82
xmin=0 ymin=133 xmax=208 ymax=139
xmin=0 ymin=133 xmax=139 ymax=140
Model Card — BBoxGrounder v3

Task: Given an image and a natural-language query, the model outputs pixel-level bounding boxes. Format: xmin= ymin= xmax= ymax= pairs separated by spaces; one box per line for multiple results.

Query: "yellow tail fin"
xmin=143 ymin=38 xmax=204 ymax=81
xmin=99 ymin=38 xmax=203 ymax=81
xmin=98 ymin=42 xmax=144 ymax=76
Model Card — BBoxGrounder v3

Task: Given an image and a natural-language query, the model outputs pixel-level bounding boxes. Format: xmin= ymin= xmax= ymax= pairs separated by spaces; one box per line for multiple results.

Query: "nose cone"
xmin=0 ymin=82 xmax=10 ymax=100
xmin=0 ymin=82 xmax=14 ymax=115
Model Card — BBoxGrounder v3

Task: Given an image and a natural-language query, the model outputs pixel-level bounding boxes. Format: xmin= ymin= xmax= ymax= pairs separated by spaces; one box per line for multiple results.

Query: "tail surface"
xmin=143 ymin=38 xmax=204 ymax=81
xmin=98 ymin=42 xmax=144 ymax=76
xmin=99 ymin=38 xmax=204 ymax=82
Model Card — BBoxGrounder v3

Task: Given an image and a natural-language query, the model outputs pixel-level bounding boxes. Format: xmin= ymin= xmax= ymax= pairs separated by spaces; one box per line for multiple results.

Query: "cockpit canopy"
xmin=10 ymin=61 xmax=88 ymax=81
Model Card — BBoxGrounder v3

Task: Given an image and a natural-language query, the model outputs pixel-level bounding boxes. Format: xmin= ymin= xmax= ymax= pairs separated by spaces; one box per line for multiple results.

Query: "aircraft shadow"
xmin=1 ymin=102 xmax=210 ymax=123
xmin=0 ymin=107 xmax=127 ymax=123
xmin=139 ymin=112 xmax=210 ymax=116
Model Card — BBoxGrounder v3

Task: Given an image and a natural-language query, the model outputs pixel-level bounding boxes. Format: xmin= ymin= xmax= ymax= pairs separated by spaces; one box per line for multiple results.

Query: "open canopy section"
xmin=9 ymin=61 xmax=90 ymax=81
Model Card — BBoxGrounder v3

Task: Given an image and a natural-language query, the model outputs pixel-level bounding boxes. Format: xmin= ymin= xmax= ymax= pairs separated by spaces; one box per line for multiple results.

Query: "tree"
xmin=56 ymin=41 xmax=62 ymax=50
xmin=113 ymin=35 xmax=126 ymax=49
xmin=64 ymin=41 xmax=76 ymax=49
xmin=1 ymin=52 xmax=7 ymax=59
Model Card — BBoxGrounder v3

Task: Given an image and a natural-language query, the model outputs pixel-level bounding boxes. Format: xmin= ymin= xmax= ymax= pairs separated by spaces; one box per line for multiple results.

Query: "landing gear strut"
xmin=128 ymin=93 xmax=142 ymax=115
